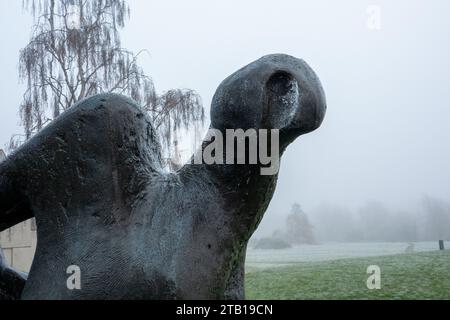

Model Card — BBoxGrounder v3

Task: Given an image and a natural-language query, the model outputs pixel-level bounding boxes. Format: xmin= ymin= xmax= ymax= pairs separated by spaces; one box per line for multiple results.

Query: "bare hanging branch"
xmin=16 ymin=0 xmax=205 ymax=168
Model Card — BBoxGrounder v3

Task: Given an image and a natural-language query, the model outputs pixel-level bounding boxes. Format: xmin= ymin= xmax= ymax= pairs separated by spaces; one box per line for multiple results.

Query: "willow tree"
xmin=17 ymin=0 xmax=204 ymax=169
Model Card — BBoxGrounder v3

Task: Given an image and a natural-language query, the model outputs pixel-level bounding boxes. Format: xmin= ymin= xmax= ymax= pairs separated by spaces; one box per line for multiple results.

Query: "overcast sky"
xmin=1 ymin=0 xmax=450 ymax=234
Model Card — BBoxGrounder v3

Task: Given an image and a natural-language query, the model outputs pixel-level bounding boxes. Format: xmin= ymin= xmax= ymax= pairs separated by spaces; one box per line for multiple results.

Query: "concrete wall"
xmin=0 ymin=219 xmax=37 ymax=273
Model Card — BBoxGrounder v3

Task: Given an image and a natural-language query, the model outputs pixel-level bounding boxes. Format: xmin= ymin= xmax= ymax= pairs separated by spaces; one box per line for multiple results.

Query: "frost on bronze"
xmin=0 ymin=54 xmax=326 ymax=300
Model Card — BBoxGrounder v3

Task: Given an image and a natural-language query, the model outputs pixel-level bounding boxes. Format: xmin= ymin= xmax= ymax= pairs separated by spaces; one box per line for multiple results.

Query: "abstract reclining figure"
xmin=0 ymin=54 xmax=326 ymax=300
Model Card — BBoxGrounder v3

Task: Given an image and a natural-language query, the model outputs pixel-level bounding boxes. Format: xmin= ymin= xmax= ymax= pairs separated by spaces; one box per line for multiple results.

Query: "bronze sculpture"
xmin=0 ymin=54 xmax=326 ymax=300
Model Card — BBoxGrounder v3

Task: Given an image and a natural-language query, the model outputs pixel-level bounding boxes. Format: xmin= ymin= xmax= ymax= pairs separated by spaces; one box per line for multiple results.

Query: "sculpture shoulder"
xmin=23 ymin=93 xmax=160 ymax=156
xmin=7 ymin=94 xmax=163 ymax=204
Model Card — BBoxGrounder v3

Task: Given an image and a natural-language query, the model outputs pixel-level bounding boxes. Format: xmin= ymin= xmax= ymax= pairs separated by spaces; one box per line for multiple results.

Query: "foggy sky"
xmin=1 ymin=0 xmax=450 ymax=235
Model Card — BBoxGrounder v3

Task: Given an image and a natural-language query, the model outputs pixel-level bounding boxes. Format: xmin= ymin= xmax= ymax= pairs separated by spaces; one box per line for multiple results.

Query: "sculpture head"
xmin=210 ymin=54 xmax=327 ymax=150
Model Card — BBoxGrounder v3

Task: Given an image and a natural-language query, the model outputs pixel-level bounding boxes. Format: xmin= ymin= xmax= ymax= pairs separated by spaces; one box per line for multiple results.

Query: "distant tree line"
xmin=310 ymin=196 xmax=450 ymax=242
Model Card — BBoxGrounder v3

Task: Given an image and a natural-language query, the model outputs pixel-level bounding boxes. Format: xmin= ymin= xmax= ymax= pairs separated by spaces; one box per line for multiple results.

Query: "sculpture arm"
xmin=0 ymin=250 xmax=27 ymax=300
xmin=0 ymin=156 xmax=30 ymax=300
xmin=0 ymin=154 xmax=33 ymax=233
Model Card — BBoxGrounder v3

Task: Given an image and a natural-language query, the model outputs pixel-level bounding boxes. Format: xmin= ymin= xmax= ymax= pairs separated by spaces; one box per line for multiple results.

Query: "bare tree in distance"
xmin=12 ymin=0 xmax=204 ymax=169
xmin=286 ymin=203 xmax=316 ymax=245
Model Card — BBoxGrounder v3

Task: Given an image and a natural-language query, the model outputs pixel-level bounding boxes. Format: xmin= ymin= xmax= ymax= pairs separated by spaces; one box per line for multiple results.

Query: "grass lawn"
xmin=245 ymin=250 xmax=450 ymax=300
